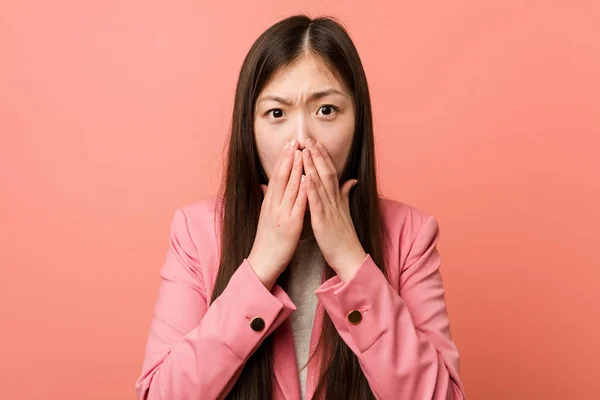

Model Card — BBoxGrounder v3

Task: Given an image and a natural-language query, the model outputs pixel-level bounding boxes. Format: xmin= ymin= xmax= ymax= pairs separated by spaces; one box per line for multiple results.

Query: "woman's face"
xmin=254 ymin=55 xmax=355 ymax=181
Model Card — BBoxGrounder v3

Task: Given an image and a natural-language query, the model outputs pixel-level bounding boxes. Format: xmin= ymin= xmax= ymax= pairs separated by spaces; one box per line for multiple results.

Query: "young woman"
xmin=135 ymin=14 xmax=465 ymax=400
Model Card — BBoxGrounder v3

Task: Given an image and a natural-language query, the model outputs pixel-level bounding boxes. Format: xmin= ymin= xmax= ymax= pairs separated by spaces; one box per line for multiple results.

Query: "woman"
xmin=135 ymin=14 xmax=465 ymax=400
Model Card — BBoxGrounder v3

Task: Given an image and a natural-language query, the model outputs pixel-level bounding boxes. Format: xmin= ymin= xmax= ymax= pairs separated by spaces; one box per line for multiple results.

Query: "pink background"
xmin=1 ymin=1 xmax=599 ymax=399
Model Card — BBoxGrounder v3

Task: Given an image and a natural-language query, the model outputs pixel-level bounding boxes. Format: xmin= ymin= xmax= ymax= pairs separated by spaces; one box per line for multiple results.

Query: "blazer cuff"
xmin=314 ymin=253 xmax=390 ymax=354
xmin=215 ymin=258 xmax=297 ymax=360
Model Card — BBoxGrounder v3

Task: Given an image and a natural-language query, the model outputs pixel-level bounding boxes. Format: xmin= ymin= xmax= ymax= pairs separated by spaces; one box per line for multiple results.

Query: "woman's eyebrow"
xmin=258 ymin=88 xmax=347 ymax=105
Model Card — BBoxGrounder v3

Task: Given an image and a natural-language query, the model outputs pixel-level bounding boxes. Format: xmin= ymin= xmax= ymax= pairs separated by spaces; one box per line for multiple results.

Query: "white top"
xmin=286 ymin=234 xmax=326 ymax=399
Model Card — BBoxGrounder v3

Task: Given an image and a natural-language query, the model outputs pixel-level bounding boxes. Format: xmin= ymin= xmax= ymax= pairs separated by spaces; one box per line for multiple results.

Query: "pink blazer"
xmin=135 ymin=196 xmax=465 ymax=399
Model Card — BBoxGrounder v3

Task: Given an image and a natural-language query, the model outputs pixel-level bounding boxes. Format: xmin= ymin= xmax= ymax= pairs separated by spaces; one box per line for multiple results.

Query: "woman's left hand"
xmin=302 ymin=138 xmax=367 ymax=283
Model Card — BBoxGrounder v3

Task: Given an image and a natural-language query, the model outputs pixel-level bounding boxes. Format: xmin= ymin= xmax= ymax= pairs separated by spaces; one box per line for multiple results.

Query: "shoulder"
xmin=170 ymin=195 xmax=438 ymax=257
xmin=173 ymin=195 xmax=437 ymax=242
xmin=379 ymin=196 xmax=437 ymax=236
xmin=378 ymin=197 xmax=440 ymax=268
xmin=178 ymin=195 xmax=222 ymax=226
xmin=170 ymin=195 xmax=222 ymax=253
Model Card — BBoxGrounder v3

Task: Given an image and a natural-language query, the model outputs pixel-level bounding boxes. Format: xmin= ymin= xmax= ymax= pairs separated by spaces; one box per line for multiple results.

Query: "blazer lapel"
xmin=303 ymin=299 xmax=326 ymax=400
xmin=272 ymin=317 xmax=301 ymax=400
xmin=302 ymin=265 xmax=330 ymax=400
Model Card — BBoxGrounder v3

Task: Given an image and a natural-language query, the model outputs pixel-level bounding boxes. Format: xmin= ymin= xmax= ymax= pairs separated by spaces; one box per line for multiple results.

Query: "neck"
xmin=300 ymin=209 xmax=314 ymax=240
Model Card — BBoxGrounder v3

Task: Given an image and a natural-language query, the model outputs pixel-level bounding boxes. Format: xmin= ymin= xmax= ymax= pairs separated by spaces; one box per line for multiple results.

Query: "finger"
xmin=307 ymin=140 xmax=337 ymax=202
xmin=263 ymin=152 xmax=284 ymax=202
xmin=305 ymin=172 xmax=324 ymax=217
xmin=272 ymin=140 xmax=297 ymax=202
xmin=315 ymin=141 xmax=341 ymax=199
xmin=282 ymin=149 xmax=303 ymax=210
xmin=302 ymin=148 xmax=331 ymax=206
xmin=340 ymin=179 xmax=358 ymax=210
xmin=291 ymin=174 xmax=308 ymax=219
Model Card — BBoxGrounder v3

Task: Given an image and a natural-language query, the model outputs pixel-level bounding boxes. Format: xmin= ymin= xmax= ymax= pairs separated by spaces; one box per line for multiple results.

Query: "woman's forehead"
xmin=261 ymin=56 xmax=347 ymax=95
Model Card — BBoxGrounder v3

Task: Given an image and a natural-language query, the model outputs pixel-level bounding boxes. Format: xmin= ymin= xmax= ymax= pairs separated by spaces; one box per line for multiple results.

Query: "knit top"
xmin=285 ymin=233 xmax=326 ymax=399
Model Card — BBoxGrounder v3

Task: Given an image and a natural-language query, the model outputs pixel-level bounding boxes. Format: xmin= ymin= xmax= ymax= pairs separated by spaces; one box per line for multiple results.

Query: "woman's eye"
xmin=317 ymin=105 xmax=338 ymax=117
xmin=267 ymin=109 xmax=285 ymax=119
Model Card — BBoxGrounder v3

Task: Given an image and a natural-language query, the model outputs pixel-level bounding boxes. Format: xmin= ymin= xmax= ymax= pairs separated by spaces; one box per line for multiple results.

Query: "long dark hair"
xmin=210 ymin=14 xmax=389 ymax=400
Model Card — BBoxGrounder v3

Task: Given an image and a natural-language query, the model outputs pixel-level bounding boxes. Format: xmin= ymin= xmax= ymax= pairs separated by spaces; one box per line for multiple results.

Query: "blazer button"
xmin=347 ymin=310 xmax=362 ymax=325
xmin=249 ymin=316 xmax=265 ymax=332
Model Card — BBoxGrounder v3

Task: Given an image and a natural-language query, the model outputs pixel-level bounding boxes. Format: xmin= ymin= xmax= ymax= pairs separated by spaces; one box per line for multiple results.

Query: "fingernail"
xmin=306 ymin=138 xmax=314 ymax=147
xmin=294 ymin=150 xmax=300 ymax=160
xmin=290 ymin=138 xmax=297 ymax=147
xmin=315 ymin=141 xmax=325 ymax=155
xmin=282 ymin=142 xmax=289 ymax=152
xmin=352 ymin=180 xmax=358 ymax=187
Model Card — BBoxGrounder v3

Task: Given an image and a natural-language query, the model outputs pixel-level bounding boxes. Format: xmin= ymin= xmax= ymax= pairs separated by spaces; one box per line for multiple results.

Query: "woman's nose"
xmin=293 ymin=118 xmax=313 ymax=150
xmin=296 ymin=138 xmax=309 ymax=151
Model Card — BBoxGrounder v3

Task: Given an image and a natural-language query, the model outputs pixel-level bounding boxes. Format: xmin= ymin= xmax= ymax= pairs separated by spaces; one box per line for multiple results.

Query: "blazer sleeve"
xmin=314 ymin=215 xmax=465 ymax=400
xmin=135 ymin=208 xmax=297 ymax=400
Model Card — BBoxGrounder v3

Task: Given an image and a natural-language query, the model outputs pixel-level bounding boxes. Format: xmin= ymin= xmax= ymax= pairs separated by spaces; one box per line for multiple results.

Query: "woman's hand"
xmin=248 ymin=139 xmax=307 ymax=290
xmin=302 ymin=138 xmax=367 ymax=283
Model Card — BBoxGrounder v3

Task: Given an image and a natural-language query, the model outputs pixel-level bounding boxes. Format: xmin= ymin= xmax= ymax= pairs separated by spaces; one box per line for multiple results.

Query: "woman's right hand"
xmin=247 ymin=138 xmax=307 ymax=291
